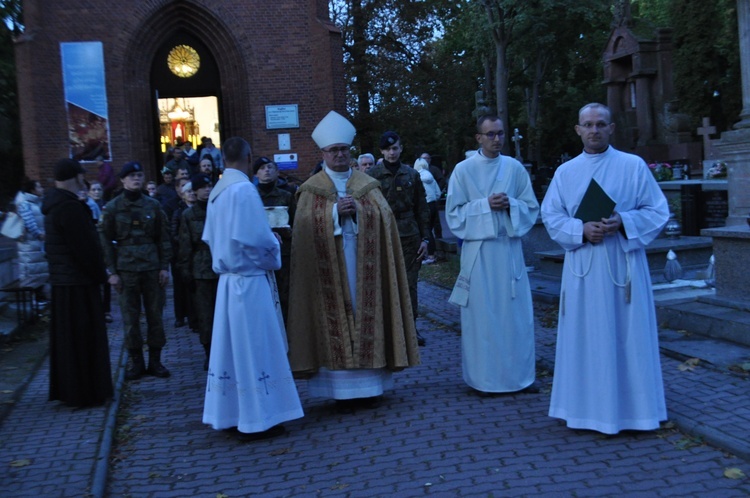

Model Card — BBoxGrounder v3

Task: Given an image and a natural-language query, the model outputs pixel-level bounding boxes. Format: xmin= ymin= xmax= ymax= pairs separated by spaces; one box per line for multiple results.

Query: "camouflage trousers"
xmin=400 ymin=234 xmax=422 ymax=320
xmin=275 ymin=253 xmax=291 ymax=325
xmin=193 ymin=278 xmax=218 ymax=346
xmin=119 ymin=270 xmax=166 ymax=350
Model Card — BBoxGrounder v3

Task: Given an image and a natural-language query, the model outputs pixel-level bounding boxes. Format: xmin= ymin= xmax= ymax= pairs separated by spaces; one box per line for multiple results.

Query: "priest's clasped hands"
xmin=488 ymin=192 xmax=510 ymax=211
xmin=583 ymin=212 xmax=622 ymax=244
xmin=337 ymin=195 xmax=357 ymax=216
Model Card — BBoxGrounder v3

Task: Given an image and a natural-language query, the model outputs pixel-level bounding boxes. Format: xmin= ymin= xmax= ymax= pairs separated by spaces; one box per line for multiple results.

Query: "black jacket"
xmin=42 ymin=188 xmax=107 ymax=286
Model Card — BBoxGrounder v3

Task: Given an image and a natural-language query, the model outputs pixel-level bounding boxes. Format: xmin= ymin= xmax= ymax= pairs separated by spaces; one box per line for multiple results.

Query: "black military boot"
xmin=203 ymin=344 xmax=211 ymax=371
xmin=147 ymin=348 xmax=171 ymax=378
xmin=125 ymin=349 xmax=146 ymax=381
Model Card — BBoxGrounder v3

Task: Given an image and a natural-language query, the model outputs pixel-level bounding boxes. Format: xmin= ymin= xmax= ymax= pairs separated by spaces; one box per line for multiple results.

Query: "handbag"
xmin=1 ymin=211 xmax=24 ymax=240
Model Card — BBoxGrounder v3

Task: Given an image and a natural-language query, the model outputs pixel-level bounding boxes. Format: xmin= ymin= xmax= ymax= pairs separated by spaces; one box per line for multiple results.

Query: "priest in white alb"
xmin=201 ymin=136 xmax=303 ymax=441
xmin=541 ymin=103 xmax=669 ymax=434
xmin=446 ymin=115 xmax=539 ymax=394
xmin=287 ymin=111 xmax=420 ymax=412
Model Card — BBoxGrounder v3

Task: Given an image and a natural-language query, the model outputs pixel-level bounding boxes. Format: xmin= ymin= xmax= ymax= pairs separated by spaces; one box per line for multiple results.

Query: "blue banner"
xmin=60 ymin=42 xmax=112 ymax=161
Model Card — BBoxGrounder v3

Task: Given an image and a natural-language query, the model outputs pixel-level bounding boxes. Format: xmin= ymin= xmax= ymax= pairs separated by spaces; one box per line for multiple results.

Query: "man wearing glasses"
xmin=287 ymin=111 xmax=420 ymax=412
xmin=446 ymin=114 xmax=540 ymax=396
xmin=541 ymin=103 xmax=669 ymax=434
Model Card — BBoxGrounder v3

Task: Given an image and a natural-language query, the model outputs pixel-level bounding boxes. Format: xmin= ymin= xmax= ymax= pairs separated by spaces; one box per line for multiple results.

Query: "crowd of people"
xmin=5 ymin=102 xmax=670 ymax=441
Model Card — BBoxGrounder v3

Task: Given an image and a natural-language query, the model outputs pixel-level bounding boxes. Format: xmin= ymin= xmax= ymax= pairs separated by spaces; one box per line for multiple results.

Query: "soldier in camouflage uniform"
xmin=368 ymin=131 xmax=431 ymax=346
xmin=253 ymin=156 xmax=296 ymax=323
xmin=100 ymin=162 xmax=172 ymax=380
xmin=177 ymin=174 xmax=217 ymax=370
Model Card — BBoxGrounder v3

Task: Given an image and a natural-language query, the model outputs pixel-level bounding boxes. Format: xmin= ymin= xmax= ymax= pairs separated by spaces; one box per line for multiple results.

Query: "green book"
xmin=574 ymin=178 xmax=616 ymax=223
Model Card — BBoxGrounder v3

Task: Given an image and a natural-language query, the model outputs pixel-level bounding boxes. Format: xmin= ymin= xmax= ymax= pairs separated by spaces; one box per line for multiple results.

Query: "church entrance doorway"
xmin=157 ymin=96 xmax=221 ymax=156
xmin=151 ymin=31 xmax=222 ymax=172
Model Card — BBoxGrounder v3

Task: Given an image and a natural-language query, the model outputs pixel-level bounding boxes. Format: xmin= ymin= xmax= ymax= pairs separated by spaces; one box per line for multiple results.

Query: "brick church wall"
xmin=15 ymin=0 xmax=345 ymax=183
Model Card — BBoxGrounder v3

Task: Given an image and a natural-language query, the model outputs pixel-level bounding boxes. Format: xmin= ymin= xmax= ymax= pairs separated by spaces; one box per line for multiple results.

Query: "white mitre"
xmin=312 ymin=111 xmax=356 ymax=149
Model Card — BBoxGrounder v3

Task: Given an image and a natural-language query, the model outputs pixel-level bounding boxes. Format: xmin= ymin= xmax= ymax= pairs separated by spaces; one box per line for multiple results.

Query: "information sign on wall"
xmin=265 ymin=105 xmax=299 ymax=129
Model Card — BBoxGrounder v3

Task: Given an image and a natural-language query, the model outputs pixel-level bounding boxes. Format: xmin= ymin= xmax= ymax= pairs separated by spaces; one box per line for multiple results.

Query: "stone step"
xmin=528 ymin=271 xmax=750 ymax=347
xmin=656 ymin=293 xmax=750 ymax=347
xmin=658 ymin=326 xmax=750 ymax=371
xmin=534 ymin=235 xmax=713 ymax=277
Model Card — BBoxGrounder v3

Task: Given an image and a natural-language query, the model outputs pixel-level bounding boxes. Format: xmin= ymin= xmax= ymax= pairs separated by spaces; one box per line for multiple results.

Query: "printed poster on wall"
xmin=60 ymin=41 xmax=112 ymax=161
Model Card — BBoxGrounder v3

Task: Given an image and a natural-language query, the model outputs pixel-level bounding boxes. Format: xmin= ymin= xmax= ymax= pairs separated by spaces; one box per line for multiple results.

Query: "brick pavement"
xmin=0 ymin=308 xmax=125 ymax=497
xmin=1 ymin=280 xmax=749 ymax=497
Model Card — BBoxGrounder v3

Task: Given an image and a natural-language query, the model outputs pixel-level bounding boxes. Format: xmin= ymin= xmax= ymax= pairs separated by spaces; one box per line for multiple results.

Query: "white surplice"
xmin=306 ymin=166 xmax=393 ymax=399
xmin=541 ymin=146 xmax=669 ymax=434
xmin=446 ymin=151 xmax=539 ymax=392
xmin=201 ymin=169 xmax=303 ymax=433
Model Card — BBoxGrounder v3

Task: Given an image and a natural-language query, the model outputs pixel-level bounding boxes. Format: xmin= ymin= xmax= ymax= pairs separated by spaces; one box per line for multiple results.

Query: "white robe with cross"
xmin=446 ymin=151 xmax=539 ymax=392
xmin=201 ymin=168 xmax=303 ymax=433
xmin=541 ymin=146 xmax=669 ymax=434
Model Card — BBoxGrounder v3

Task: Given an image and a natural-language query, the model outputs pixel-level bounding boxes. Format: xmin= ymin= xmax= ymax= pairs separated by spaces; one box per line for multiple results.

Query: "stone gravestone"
xmin=696 ymin=117 xmax=726 ymax=179
xmin=680 ymin=184 xmax=702 ymax=236
xmin=701 ymin=190 xmax=729 ymax=228
xmin=511 ymin=128 xmax=523 ymax=162
xmin=697 ymin=117 xmax=717 ymax=159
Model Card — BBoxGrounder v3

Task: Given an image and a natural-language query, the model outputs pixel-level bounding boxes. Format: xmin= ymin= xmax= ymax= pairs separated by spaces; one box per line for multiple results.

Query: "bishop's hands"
xmin=488 ymin=192 xmax=510 ymax=211
xmin=337 ymin=195 xmax=357 ymax=217
xmin=583 ymin=212 xmax=622 ymax=244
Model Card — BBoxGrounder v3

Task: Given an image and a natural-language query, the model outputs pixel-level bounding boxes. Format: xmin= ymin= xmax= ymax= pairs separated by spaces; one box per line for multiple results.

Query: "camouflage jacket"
xmin=258 ymin=183 xmax=296 ymax=257
xmin=177 ymin=201 xmax=216 ymax=280
xmin=367 ymin=161 xmax=431 ymax=239
xmin=99 ymin=191 xmax=172 ymax=273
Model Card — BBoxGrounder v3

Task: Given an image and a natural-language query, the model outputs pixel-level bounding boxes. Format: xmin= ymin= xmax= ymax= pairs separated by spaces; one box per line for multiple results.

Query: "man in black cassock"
xmin=42 ymin=158 xmax=113 ymax=407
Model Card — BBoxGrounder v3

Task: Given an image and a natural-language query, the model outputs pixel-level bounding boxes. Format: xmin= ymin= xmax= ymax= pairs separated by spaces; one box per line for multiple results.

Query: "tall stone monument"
xmin=701 ymin=0 xmax=750 ymax=310
xmin=713 ymin=0 xmax=750 ymax=226
xmin=602 ymin=2 xmax=702 ymax=166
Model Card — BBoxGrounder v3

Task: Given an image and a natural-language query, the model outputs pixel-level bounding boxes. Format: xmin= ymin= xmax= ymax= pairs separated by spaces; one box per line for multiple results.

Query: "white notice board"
xmin=265 ymin=105 xmax=299 ymax=129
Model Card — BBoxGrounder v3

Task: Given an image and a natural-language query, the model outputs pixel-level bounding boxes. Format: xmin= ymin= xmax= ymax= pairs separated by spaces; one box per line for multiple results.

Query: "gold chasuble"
xmin=287 ymin=170 xmax=420 ymax=375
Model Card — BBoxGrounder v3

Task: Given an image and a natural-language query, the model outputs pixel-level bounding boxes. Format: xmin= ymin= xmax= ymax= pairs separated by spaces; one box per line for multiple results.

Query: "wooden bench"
xmin=0 ymin=276 xmax=47 ymax=326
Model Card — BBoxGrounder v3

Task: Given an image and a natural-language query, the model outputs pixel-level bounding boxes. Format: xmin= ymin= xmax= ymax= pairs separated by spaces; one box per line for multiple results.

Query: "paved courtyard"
xmin=1 ymin=280 xmax=749 ymax=497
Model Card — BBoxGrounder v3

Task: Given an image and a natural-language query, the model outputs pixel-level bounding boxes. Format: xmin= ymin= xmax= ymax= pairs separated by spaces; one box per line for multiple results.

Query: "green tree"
xmin=670 ymin=0 xmax=740 ymax=132
xmin=503 ymin=0 xmax=611 ymax=164
xmin=398 ymin=2 xmax=489 ymax=170
xmin=331 ymin=0 xmax=453 ymax=156
xmin=0 ymin=0 xmax=25 ymax=206
xmin=330 ymin=0 xmax=741 ymax=171
xmin=631 ymin=0 xmax=671 ymax=26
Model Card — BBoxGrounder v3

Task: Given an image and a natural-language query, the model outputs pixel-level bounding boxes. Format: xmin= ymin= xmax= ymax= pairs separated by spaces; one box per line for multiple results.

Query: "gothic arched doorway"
xmin=151 ymin=31 xmax=223 ymax=168
xmin=122 ymin=2 xmax=250 ymax=179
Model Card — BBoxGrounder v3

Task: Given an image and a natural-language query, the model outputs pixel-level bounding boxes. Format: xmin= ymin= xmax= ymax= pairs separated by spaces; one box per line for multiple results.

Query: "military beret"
xmin=119 ymin=161 xmax=143 ymax=178
xmin=190 ymin=174 xmax=212 ymax=191
xmin=252 ymin=156 xmax=275 ymax=174
xmin=379 ymin=131 xmax=400 ymax=149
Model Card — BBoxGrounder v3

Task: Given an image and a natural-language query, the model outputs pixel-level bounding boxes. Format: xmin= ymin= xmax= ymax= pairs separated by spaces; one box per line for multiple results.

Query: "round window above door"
xmin=167 ymin=45 xmax=200 ymax=78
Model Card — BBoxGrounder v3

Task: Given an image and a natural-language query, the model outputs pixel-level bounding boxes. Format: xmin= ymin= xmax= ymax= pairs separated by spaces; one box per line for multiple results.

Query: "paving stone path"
xmin=1 ymin=280 xmax=749 ymax=497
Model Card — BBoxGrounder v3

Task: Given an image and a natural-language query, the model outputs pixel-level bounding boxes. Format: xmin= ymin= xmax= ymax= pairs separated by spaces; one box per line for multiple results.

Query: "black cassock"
xmin=49 ymin=284 xmax=113 ymax=406
xmin=43 ymin=187 xmax=113 ymax=407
